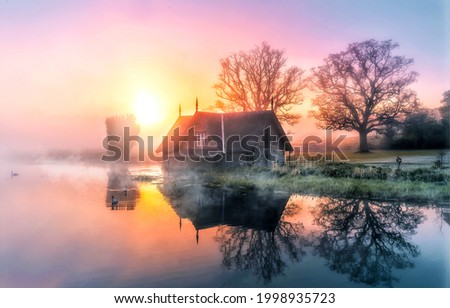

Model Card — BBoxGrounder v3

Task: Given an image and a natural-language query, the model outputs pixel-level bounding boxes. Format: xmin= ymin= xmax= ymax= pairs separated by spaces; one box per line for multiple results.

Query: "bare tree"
xmin=309 ymin=39 xmax=419 ymax=152
xmin=311 ymin=197 xmax=424 ymax=287
xmin=213 ymin=42 xmax=305 ymax=125
xmin=215 ymin=203 xmax=306 ymax=284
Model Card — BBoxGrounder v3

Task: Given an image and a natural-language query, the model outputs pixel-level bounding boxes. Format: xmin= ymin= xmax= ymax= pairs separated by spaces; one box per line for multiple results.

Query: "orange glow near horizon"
xmin=0 ymin=1 xmax=448 ymax=153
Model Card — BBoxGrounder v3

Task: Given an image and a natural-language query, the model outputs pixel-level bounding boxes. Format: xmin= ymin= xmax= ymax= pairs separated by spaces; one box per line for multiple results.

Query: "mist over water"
xmin=0 ymin=161 xmax=449 ymax=287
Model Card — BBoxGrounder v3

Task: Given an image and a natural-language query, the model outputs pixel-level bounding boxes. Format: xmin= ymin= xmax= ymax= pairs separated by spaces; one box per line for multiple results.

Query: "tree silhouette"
xmin=440 ymin=90 xmax=450 ymax=123
xmin=310 ymin=197 xmax=424 ymax=287
xmin=213 ymin=42 xmax=305 ymax=125
xmin=440 ymin=90 xmax=450 ymax=147
xmin=309 ymin=39 xmax=419 ymax=152
xmin=392 ymin=109 xmax=447 ymax=149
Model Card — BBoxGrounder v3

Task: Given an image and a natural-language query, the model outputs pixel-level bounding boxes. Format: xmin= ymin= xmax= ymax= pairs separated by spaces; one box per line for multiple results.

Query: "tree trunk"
xmin=358 ymin=130 xmax=370 ymax=152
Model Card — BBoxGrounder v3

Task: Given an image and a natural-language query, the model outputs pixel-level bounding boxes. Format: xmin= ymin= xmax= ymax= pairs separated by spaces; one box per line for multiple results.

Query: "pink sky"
xmin=0 ymin=0 xmax=449 ymax=154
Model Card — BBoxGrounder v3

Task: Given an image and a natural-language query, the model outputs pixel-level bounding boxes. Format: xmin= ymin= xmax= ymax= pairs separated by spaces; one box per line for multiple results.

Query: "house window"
xmin=196 ymin=133 xmax=207 ymax=147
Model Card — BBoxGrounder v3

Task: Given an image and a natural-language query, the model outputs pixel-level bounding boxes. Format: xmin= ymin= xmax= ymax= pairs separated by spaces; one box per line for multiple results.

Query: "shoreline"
xmin=139 ymin=164 xmax=450 ymax=204
xmin=206 ymin=173 xmax=449 ymax=204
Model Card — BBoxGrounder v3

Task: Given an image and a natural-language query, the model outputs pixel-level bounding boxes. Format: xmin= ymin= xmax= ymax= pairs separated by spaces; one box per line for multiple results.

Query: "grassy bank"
xmin=183 ymin=163 xmax=450 ymax=203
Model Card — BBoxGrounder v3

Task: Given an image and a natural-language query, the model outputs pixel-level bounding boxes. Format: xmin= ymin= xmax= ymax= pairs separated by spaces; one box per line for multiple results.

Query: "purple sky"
xmin=0 ymin=0 xmax=449 ymax=153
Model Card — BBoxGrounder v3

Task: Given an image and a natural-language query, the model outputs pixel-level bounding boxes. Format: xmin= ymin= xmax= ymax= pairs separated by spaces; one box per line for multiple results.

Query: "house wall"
xmin=276 ymin=148 xmax=286 ymax=166
xmin=162 ymin=154 xmax=224 ymax=171
xmin=162 ymin=124 xmax=288 ymax=169
xmin=229 ymin=141 xmax=285 ymax=167
xmin=255 ymin=142 xmax=285 ymax=167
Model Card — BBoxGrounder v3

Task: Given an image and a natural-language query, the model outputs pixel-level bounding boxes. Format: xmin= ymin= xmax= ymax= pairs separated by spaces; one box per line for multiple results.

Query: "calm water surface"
xmin=0 ymin=163 xmax=449 ymax=287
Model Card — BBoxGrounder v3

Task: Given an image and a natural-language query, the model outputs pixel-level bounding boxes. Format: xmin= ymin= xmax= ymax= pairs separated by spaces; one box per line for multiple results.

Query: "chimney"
xmin=271 ymin=97 xmax=274 ymax=110
xmin=195 ymin=97 xmax=198 ymax=112
xmin=179 ymin=104 xmax=181 ymax=117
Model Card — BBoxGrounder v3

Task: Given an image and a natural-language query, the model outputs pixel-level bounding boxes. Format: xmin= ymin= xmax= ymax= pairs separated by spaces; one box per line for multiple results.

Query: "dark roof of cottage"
xmin=163 ymin=115 xmax=193 ymax=138
xmin=157 ymin=110 xmax=293 ymax=153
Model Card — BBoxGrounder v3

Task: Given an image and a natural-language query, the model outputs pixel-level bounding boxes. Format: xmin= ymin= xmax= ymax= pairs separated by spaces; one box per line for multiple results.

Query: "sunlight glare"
xmin=134 ymin=91 xmax=162 ymax=125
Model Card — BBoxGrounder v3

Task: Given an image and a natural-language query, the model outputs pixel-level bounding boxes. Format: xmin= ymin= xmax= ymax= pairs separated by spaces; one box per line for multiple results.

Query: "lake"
xmin=0 ymin=162 xmax=449 ymax=288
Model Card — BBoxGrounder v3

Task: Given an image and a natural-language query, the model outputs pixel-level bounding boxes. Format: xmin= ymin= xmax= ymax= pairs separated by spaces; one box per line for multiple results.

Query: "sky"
xmin=0 ymin=0 xmax=449 ymax=154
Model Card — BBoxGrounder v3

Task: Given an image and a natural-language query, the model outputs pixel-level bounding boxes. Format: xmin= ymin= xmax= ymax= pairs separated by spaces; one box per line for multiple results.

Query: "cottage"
xmin=158 ymin=100 xmax=293 ymax=169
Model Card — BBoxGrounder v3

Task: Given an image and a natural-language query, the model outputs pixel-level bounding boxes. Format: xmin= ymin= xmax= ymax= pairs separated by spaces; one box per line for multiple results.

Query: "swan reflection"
xmin=105 ymin=165 xmax=140 ymax=210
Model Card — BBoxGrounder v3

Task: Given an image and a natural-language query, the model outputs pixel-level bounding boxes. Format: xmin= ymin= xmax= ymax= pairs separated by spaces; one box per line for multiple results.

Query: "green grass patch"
xmin=344 ymin=149 xmax=443 ymax=161
xmin=210 ymin=172 xmax=448 ymax=203
xmin=169 ymin=163 xmax=450 ymax=203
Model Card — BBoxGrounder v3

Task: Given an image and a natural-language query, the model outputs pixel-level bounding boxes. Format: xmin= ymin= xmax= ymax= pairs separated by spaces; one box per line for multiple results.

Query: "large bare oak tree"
xmin=309 ymin=39 xmax=419 ymax=152
xmin=213 ymin=42 xmax=305 ymax=125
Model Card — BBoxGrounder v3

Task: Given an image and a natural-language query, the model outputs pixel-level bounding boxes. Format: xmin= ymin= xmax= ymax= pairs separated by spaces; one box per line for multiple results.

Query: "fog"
xmin=1 ymin=1 xmax=447 ymax=159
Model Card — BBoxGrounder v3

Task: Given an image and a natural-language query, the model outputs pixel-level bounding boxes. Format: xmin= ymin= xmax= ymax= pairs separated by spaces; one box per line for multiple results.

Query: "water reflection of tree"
xmin=311 ymin=197 xmax=424 ymax=287
xmin=434 ymin=206 xmax=450 ymax=232
xmin=215 ymin=201 xmax=306 ymax=284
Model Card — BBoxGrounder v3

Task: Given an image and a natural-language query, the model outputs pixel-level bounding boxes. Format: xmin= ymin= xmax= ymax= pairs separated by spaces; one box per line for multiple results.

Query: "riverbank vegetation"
xmin=157 ymin=163 xmax=449 ymax=203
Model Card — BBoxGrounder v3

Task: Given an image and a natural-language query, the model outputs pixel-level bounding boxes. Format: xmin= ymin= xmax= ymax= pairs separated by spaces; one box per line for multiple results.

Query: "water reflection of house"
xmin=159 ymin=183 xmax=289 ymax=240
xmin=157 ymin=100 xmax=293 ymax=169
xmin=159 ymin=182 xmax=306 ymax=284
xmin=105 ymin=166 xmax=140 ymax=210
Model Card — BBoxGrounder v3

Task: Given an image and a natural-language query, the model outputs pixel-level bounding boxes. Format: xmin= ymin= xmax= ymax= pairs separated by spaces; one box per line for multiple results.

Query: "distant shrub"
xmin=320 ymin=163 xmax=354 ymax=178
xmin=404 ymin=168 xmax=448 ymax=182
xmin=242 ymin=162 xmax=449 ymax=184
xmin=298 ymin=167 xmax=320 ymax=176
xmin=314 ymin=163 xmax=450 ymax=183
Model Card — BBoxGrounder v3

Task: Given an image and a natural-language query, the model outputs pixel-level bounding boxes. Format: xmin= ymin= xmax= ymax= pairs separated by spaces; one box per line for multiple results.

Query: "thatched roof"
xmin=157 ymin=110 xmax=293 ymax=153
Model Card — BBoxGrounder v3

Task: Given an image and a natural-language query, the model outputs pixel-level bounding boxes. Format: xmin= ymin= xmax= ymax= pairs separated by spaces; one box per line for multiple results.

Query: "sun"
xmin=133 ymin=91 xmax=161 ymax=125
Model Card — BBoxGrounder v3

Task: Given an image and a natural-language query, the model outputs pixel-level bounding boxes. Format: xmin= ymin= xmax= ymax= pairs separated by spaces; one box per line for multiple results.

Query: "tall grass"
xmin=189 ymin=163 xmax=450 ymax=203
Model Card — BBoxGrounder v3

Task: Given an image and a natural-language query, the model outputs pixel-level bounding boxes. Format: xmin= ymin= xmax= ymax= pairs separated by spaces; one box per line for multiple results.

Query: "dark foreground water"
xmin=0 ymin=163 xmax=449 ymax=288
